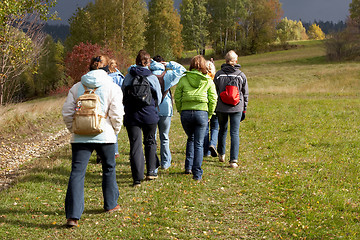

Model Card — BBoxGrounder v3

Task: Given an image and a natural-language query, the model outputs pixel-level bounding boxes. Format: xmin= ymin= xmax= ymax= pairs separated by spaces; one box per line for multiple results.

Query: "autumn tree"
xmin=350 ymin=0 xmax=360 ymax=25
xmin=307 ymin=24 xmax=325 ymax=40
xmin=65 ymin=42 xmax=114 ymax=84
xmin=276 ymin=18 xmax=307 ymax=43
xmin=0 ymin=0 xmax=57 ymax=105
xmin=65 ymin=0 xmax=147 ymax=57
xmin=180 ymin=0 xmax=209 ymax=55
xmin=145 ymin=0 xmax=183 ymax=59
xmin=240 ymin=0 xmax=283 ymax=54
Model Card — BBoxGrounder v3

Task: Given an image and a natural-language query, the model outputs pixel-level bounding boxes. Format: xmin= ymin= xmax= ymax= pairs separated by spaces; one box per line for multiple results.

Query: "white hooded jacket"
xmin=62 ymin=69 xmax=124 ymax=143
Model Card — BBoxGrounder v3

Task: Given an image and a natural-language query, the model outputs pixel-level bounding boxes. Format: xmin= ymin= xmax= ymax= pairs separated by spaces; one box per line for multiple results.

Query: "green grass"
xmin=1 ymin=40 xmax=360 ymax=239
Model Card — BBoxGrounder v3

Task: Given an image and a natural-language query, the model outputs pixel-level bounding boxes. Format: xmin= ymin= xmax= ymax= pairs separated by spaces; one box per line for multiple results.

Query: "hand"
xmin=240 ymin=111 xmax=246 ymax=122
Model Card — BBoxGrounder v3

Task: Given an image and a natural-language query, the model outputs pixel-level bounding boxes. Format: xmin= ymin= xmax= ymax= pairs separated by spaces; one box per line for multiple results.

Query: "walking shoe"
xmin=106 ymin=204 xmax=120 ymax=213
xmin=184 ymin=169 xmax=192 ymax=174
xmin=66 ymin=218 xmax=78 ymax=227
xmin=209 ymin=145 xmax=218 ymax=157
xmin=146 ymin=174 xmax=158 ymax=180
xmin=229 ymin=162 xmax=238 ymax=168
xmin=219 ymin=154 xmax=225 ymax=162
xmin=133 ymin=180 xmax=141 ymax=187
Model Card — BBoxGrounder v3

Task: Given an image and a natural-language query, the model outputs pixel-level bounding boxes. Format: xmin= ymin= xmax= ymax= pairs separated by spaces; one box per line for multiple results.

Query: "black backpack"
xmin=125 ymin=75 xmax=152 ymax=107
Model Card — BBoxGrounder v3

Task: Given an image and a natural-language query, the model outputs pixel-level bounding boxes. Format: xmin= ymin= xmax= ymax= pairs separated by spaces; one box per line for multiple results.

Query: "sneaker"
xmin=160 ymin=165 xmax=170 ymax=170
xmin=106 ymin=204 xmax=120 ymax=213
xmin=146 ymin=174 xmax=158 ymax=180
xmin=209 ymin=145 xmax=218 ymax=157
xmin=229 ymin=162 xmax=238 ymax=168
xmin=66 ymin=218 xmax=78 ymax=227
xmin=219 ymin=154 xmax=225 ymax=162
xmin=184 ymin=169 xmax=192 ymax=174
xmin=115 ymin=153 xmax=120 ymax=158
xmin=133 ymin=180 xmax=141 ymax=187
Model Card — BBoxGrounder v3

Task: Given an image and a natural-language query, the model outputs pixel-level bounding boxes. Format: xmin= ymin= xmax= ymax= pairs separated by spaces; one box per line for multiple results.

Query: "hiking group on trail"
xmin=61 ymin=49 xmax=249 ymax=227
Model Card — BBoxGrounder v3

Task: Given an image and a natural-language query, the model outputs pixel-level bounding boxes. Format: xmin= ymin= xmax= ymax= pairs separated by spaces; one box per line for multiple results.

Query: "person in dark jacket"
xmin=214 ymin=50 xmax=249 ymax=168
xmin=122 ymin=50 xmax=162 ymax=187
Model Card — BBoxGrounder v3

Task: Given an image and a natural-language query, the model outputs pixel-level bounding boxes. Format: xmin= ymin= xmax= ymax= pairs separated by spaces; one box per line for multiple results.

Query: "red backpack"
xmin=219 ymin=73 xmax=242 ymax=106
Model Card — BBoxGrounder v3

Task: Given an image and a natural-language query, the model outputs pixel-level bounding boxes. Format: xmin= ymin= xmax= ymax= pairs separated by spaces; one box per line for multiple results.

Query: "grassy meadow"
xmin=1 ymin=40 xmax=360 ymax=239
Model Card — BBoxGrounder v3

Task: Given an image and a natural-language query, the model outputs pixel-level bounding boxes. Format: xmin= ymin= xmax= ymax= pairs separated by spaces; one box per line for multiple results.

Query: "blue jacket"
xmin=109 ymin=68 xmax=125 ymax=87
xmin=150 ymin=60 xmax=186 ymax=117
xmin=122 ymin=65 xmax=162 ymax=126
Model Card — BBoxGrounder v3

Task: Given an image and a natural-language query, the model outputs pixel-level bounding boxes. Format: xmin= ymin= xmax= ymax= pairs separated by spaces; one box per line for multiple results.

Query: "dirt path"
xmin=0 ymin=128 xmax=71 ymax=191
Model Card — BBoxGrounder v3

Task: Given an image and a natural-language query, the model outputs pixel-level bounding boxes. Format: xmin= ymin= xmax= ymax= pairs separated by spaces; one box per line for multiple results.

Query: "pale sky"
xmin=49 ymin=0 xmax=352 ymax=25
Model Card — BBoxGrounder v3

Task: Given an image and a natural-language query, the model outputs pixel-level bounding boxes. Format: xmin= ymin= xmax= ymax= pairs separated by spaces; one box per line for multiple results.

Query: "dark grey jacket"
xmin=214 ymin=64 xmax=249 ymax=113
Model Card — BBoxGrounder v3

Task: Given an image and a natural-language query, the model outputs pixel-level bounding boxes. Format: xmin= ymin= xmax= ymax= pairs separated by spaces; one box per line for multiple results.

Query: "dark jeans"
xmin=126 ymin=123 xmax=160 ymax=182
xmin=180 ymin=110 xmax=208 ymax=180
xmin=65 ymin=143 xmax=119 ymax=220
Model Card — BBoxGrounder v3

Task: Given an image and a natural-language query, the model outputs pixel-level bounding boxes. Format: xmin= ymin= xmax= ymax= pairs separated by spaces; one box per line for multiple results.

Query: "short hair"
xmin=206 ymin=60 xmax=216 ymax=79
xmin=89 ymin=55 xmax=109 ymax=70
xmin=189 ymin=55 xmax=207 ymax=75
xmin=136 ymin=50 xmax=151 ymax=66
xmin=152 ymin=55 xmax=165 ymax=62
xmin=225 ymin=50 xmax=238 ymax=66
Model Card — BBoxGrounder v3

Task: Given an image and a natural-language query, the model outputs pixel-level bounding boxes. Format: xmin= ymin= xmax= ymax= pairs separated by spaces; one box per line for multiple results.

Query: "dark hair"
xmin=189 ymin=55 xmax=207 ymax=74
xmin=89 ymin=55 xmax=109 ymax=70
xmin=136 ymin=50 xmax=151 ymax=66
xmin=153 ymin=55 xmax=165 ymax=62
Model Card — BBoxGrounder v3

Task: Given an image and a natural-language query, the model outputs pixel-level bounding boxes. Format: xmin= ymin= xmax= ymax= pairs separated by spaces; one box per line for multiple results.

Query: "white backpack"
xmin=72 ymin=84 xmax=106 ymax=135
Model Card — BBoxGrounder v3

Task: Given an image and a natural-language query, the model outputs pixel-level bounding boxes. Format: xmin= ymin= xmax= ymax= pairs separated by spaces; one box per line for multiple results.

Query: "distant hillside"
xmin=43 ymin=23 xmax=69 ymax=42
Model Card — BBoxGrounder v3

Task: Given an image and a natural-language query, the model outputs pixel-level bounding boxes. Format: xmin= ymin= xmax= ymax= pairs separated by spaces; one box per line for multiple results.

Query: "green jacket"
xmin=174 ymin=69 xmax=218 ymax=119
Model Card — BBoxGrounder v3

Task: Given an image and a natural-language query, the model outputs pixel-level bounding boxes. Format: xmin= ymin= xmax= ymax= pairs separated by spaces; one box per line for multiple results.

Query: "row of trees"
xmin=0 ymin=0 xmax=351 ymax=105
xmin=325 ymin=0 xmax=360 ymax=61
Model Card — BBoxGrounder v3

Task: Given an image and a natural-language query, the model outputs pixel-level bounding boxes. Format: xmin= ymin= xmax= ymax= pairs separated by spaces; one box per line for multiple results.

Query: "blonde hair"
xmin=225 ymin=50 xmax=238 ymax=66
xmin=109 ymin=59 xmax=117 ymax=73
xmin=206 ymin=60 xmax=216 ymax=79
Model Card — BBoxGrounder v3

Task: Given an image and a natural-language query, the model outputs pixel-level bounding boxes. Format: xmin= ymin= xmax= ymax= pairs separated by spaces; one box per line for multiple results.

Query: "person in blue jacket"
xmin=122 ymin=50 xmax=162 ymax=187
xmin=109 ymin=59 xmax=125 ymax=88
xmin=108 ymin=59 xmax=125 ymax=158
xmin=150 ymin=55 xmax=186 ymax=170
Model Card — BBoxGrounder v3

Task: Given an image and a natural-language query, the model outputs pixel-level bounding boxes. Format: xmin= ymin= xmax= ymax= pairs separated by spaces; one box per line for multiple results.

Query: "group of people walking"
xmin=61 ymin=49 xmax=248 ymax=227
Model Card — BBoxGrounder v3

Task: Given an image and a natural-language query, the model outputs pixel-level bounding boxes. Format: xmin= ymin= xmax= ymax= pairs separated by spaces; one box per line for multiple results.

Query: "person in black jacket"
xmin=121 ymin=50 xmax=162 ymax=187
xmin=213 ymin=50 xmax=249 ymax=168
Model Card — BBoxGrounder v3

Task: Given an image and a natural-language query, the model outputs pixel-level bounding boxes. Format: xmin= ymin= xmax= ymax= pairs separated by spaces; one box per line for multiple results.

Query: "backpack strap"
xmin=155 ymin=71 xmax=171 ymax=104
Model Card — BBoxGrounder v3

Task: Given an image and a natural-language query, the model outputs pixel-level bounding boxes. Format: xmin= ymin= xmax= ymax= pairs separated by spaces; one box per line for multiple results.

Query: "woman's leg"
xmin=96 ymin=143 xmax=119 ymax=211
xmin=126 ymin=125 xmax=145 ymax=183
xmin=143 ymin=123 xmax=160 ymax=176
xmin=217 ymin=112 xmax=229 ymax=157
xmin=65 ymin=143 xmax=92 ymax=220
xmin=229 ymin=112 xmax=242 ymax=162
xmin=158 ymin=116 xmax=172 ymax=169
xmin=192 ymin=111 xmax=208 ymax=180
xmin=181 ymin=111 xmax=195 ymax=171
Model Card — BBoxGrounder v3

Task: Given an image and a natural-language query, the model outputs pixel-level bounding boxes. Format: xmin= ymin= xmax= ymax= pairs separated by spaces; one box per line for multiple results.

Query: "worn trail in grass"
xmin=1 ymin=41 xmax=360 ymax=239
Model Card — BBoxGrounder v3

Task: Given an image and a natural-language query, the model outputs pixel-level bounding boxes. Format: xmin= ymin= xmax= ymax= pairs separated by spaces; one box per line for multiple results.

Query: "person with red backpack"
xmin=214 ymin=50 xmax=249 ymax=168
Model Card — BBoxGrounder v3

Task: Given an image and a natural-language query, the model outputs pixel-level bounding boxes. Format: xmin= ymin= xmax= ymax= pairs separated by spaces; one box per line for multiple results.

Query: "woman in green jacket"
xmin=174 ymin=55 xmax=217 ymax=180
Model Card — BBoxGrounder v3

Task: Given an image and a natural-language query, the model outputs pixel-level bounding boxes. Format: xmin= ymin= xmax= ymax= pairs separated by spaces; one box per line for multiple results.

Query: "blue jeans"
xmin=203 ymin=115 xmax=219 ymax=155
xmin=65 ymin=143 xmax=119 ymax=220
xmin=115 ymin=134 xmax=119 ymax=155
xmin=180 ymin=110 xmax=208 ymax=180
xmin=217 ymin=112 xmax=242 ymax=162
xmin=158 ymin=116 xmax=172 ymax=169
